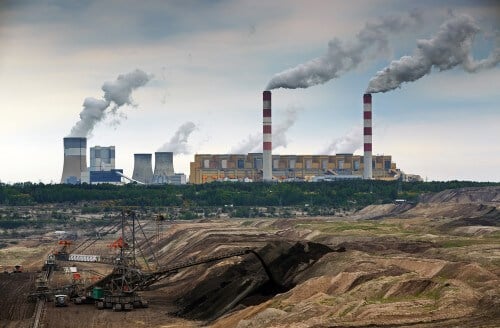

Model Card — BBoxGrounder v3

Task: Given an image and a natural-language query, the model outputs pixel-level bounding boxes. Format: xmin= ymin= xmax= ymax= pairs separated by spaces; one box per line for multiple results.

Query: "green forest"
xmin=1 ymin=180 xmax=498 ymax=208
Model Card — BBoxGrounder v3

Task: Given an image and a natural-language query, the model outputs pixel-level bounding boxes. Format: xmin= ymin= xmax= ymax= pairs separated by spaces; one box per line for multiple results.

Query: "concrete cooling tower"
xmin=61 ymin=137 xmax=87 ymax=184
xmin=132 ymin=153 xmax=153 ymax=184
xmin=152 ymin=152 xmax=175 ymax=184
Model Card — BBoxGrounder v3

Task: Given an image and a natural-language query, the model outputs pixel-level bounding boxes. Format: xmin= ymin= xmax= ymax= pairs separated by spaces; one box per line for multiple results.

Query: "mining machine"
xmin=30 ymin=210 xmax=279 ymax=312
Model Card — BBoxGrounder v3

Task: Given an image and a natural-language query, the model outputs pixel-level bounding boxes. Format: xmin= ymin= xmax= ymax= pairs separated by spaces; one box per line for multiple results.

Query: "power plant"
xmin=189 ymin=153 xmax=401 ymax=184
xmin=61 ymin=92 xmax=419 ymax=185
xmin=61 ymin=144 xmax=186 ymax=185
xmin=61 ymin=137 xmax=87 ymax=184
xmin=188 ymin=91 xmax=421 ymax=184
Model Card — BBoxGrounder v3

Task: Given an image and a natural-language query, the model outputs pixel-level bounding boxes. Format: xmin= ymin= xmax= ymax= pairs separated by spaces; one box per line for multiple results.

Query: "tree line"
xmin=0 ymin=180 xmax=498 ymax=208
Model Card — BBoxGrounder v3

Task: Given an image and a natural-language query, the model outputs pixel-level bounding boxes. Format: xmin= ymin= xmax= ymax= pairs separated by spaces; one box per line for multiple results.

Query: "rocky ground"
xmin=0 ymin=186 xmax=499 ymax=327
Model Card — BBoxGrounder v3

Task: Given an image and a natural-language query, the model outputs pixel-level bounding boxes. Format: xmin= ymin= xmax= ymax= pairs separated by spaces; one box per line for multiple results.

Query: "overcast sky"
xmin=0 ymin=0 xmax=499 ymax=183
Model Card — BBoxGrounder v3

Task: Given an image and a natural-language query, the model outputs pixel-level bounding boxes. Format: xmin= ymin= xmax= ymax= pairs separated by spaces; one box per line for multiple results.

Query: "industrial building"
xmin=90 ymin=146 xmax=116 ymax=172
xmin=61 ymin=92 xmax=420 ymax=185
xmin=61 ymin=140 xmax=123 ymax=185
xmin=81 ymin=145 xmax=123 ymax=184
xmin=189 ymin=153 xmax=399 ymax=184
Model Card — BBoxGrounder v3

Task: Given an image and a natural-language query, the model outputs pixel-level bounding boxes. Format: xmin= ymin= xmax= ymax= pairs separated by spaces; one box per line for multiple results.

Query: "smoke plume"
xmin=321 ymin=127 xmax=362 ymax=155
xmin=273 ymin=107 xmax=300 ymax=149
xmin=102 ymin=69 xmax=152 ymax=111
xmin=367 ymin=14 xmax=500 ymax=93
xmin=69 ymin=69 xmax=152 ymax=137
xmin=266 ymin=11 xmax=422 ymax=90
xmin=158 ymin=122 xmax=197 ymax=155
xmin=230 ymin=134 xmax=261 ymax=154
xmin=230 ymin=107 xmax=301 ymax=153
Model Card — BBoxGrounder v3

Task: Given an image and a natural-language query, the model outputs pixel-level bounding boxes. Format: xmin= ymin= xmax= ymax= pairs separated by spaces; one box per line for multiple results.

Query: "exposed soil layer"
xmin=419 ymin=186 xmax=500 ymax=204
xmin=175 ymin=240 xmax=334 ymax=320
xmin=0 ymin=272 xmax=36 ymax=327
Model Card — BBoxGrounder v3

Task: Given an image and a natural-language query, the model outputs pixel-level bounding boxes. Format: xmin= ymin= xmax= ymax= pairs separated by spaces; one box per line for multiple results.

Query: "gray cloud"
xmin=367 ymin=14 xmax=500 ymax=93
xmin=68 ymin=69 xmax=152 ymax=137
xmin=266 ymin=10 xmax=422 ymax=90
xmin=158 ymin=121 xmax=197 ymax=154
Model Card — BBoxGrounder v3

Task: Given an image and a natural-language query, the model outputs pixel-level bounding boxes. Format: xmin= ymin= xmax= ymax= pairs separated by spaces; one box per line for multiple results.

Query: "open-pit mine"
xmin=1 ymin=187 xmax=499 ymax=328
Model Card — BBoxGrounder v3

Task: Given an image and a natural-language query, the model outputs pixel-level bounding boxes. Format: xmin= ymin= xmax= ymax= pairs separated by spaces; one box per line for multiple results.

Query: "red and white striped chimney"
xmin=263 ymin=90 xmax=272 ymax=181
xmin=363 ymin=93 xmax=373 ymax=179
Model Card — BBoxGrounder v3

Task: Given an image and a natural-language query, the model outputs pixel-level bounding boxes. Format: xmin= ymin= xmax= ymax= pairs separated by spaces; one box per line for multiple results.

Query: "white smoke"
xmin=69 ymin=98 xmax=110 ymax=138
xmin=367 ymin=14 xmax=500 ymax=93
xmin=158 ymin=121 xmax=197 ymax=155
xmin=266 ymin=11 xmax=422 ymax=90
xmin=273 ymin=107 xmax=300 ymax=149
xmin=68 ymin=69 xmax=152 ymax=137
xmin=230 ymin=134 xmax=261 ymax=154
xmin=321 ymin=127 xmax=362 ymax=155
xmin=229 ymin=106 xmax=301 ymax=153
xmin=103 ymin=69 xmax=152 ymax=110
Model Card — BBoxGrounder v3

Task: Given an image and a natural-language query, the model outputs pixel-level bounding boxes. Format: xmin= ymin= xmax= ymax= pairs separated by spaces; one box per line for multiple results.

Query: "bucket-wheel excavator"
xmin=29 ymin=210 xmax=273 ymax=312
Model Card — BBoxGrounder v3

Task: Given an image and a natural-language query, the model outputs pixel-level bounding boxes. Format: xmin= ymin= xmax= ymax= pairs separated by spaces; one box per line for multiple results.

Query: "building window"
xmin=273 ymin=159 xmax=279 ymax=169
xmin=221 ymin=159 xmax=227 ymax=169
xmin=384 ymin=160 xmax=391 ymax=170
xmin=289 ymin=159 xmax=296 ymax=169
xmin=203 ymin=159 xmax=210 ymax=168
xmin=322 ymin=159 xmax=328 ymax=170
xmin=305 ymin=159 xmax=312 ymax=169
xmin=354 ymin=160 xmax=360 ymax=170
xmin=254 ymin=158 xmax=263 ymax=169
xmin=338 ymin=160 xmax=344 ymax=170
xmin=237 ymin=159 xmax=244 ymax=169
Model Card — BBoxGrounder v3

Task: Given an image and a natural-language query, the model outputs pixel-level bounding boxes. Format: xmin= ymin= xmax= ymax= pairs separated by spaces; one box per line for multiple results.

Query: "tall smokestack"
xmin=61 ymin=137 xmax=87 ymax=184
xmin=363 ymin=94 xmax=373 ymax=179
xmin=152 ymin=152 xmax=175 ymax=184
xmin=132 ymin=153 xmax=153 ymax=184
xmin=263 ymin=91 xmax=272 ymax=181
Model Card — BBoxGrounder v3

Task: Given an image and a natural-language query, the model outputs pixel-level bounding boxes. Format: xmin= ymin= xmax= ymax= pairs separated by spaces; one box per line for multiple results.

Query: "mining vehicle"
xmin=94 ymin=290 xmax=148 ymax=311
xmin=28 ymin=273 xmax=54 ymax=302
xmin=54 ymin=294 xmax=68 ymax=307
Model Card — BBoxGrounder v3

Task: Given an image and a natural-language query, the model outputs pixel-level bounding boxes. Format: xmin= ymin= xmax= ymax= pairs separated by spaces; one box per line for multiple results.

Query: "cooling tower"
xmin=363 ymin=94 xmax=373 ymax=179
xmin=263 ymin=90 xmax=272 ymax=181
xmin=132 ymin=153 xmax=153 ymax=184
xmin=152 ymin=152 xmax=175 ymax=184
xmin=61 ymin=137 xmax=87 ymax=184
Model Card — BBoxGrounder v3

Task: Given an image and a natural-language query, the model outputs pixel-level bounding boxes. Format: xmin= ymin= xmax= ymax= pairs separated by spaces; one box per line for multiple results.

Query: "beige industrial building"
xmin=189 ymin=153 xmax=400 ymax=184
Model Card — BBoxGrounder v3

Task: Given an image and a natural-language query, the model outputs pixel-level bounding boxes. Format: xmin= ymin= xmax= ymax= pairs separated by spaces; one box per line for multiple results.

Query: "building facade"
xmin=90 ymin=146 xmax=116 ymax=172
xmin=189 ymin=153 xmax=398 ymax=184
xmin=81 ymin=145 xmax=123 ymax=184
